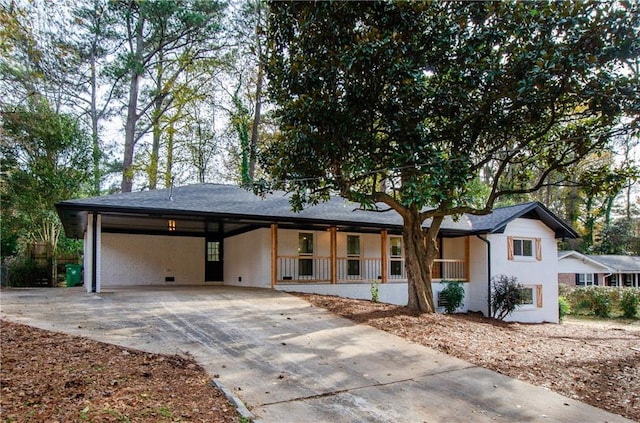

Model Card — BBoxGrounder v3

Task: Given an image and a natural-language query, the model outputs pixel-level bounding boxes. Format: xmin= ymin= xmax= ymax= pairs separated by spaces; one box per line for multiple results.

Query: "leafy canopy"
xmin=262 ymin=1 xmax=639 ymax=217
xmin=1 ymin=100 xmax=91 ymax=250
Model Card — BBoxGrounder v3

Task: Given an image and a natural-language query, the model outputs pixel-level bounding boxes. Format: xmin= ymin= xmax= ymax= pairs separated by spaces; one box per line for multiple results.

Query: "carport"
xmin=55 ymin=184 xmax=413 ymax=293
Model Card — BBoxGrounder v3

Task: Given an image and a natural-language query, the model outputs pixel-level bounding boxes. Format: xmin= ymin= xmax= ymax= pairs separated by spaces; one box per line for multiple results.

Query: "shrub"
xmin=558 ymin=296 xmax=571 ymax=322
xmin=587 ymin=287 xmax=613 ymax=318
xmin=439 ymin=281 xmax=465 ymax=314
xmin=620 ymin=289 xmax=639 ymax=318
xmin=5 ymin=256 xmax=50 ymax=287
xmin=370 ymin=280 xmax=379 ymax=303
xmin=491 ymin=275 xmax=523 ymax=320
xmin=567 ymin=286 xmax=618 ymax=317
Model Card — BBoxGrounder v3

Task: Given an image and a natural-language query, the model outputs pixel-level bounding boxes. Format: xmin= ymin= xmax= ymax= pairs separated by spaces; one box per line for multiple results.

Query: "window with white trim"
xmin=298 ymin=233 xmax=313 ymax=277
xmin=514 ymin=239 xmax=533 ymax=257
xmin=519 ymin=287 xmax=534 ymax=305
xmin=518 ymin=285 xmax=543 ymax=308
xmin=347 ymin=235 xmax=361 ymax=276
xmin=508 ymin=237 xmax=542 ymax=261
xmin=389 ymin=236 xmax=403 ymax=277
xmin=576 ymin=273 xmax=595 ymax=286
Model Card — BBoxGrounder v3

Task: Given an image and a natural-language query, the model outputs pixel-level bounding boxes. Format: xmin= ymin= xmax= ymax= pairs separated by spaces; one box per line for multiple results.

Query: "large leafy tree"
xmin=263 ymin=1 xmax=640 ymax=312
xmin=0 ymin=100 xmax=91 ymax=252
xmin=111 ymin=0 xmax=226 ymax=192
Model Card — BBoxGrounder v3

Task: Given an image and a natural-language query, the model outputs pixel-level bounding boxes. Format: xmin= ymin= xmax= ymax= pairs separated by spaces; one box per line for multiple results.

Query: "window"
xmin=207 ymin=241 xmax=220 ymax=262
xmin=390 ymin=237 xmax=403 ymax=277
xmin=347 ymin=235 xmax=360 ymax=276
xmin=298 ymin=233 xmax=313 ymax=254
xmin=508 ymin=237 xmax=542 ymax=261
xmin=516 ymin=285 xmax=543 ymax=308
xmin=513 ymin=239 xmax=533 ymax=257
xmin=519 ymin=287 xmax=534 ymax=305
xmin=298 ymin=259 xmax=313 ymax=276
xmin=298 ymin=233 xmax=313 ymax=277
xmin=390 ymin=237 xmax=402 ymax=257
xmin=576 ymin=273 xmax=594 ymax=286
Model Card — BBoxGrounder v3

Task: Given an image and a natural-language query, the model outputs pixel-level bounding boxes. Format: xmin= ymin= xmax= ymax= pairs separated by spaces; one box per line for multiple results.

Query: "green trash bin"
xmin=65 ymin=264 xmax=82 ymax=287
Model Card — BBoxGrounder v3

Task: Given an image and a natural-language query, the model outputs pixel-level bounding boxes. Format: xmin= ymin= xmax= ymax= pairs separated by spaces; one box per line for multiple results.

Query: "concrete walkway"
xmin=0 ymin=286 xmax=631 ymax=423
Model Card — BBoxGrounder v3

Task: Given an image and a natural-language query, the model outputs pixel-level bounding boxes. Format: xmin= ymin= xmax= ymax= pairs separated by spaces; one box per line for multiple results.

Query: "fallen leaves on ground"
xmin=297 ymin=293 xmax=640 ymax=422
xmin=0 ymin=320 xmax=241 ymax=423
xmin=2 ymin=296 xmax=639 ymax=422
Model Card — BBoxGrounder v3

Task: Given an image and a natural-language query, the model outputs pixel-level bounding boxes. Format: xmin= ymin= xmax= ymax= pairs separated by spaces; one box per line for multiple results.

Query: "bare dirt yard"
xmin=2 ymin=294 xmax=639 ymax=422
xmin=296 ymin=294 xmax=640 ymax=422
xmin=0 ymin=320 xmax=241 ymax=423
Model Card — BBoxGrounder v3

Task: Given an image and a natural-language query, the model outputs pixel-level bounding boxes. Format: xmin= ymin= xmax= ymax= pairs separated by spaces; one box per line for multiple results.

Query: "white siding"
xmin=224 ymin=228 xmax=271 ymax=288
xmin=277 ymin=281 xmax=472 ymax=312
xmin=441 ymin=237 xmax=466 ymax=261
xmin=489 ymin=219 xmax=559 ymax=323
xmin=558 ymin=255 xmax=608 ymax=273
xmin=101 ymin=233 xmax=204 ymax=287
xmin=467 ymin=235 xmax=490 ymax=315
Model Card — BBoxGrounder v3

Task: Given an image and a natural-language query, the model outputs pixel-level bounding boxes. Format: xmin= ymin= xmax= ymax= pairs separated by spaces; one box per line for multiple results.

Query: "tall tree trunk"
xmin=121 ymin=16 xmax=145 ymax=193
xmin=248 ymin=61 xmax=262 ymax=181
xmin=403 ymin=208 xmax=440 ymax=313
xmin=149 ymin=51 xmax=164 ymax=190
xmin=122 ymin=73 xmax=139 ymax=193
xmin=248 ymin=0 xmax=264 ymax=181
xmin=584 ymin=196 xmax=594 ymax=249
xmin=90 ymin=43 xmax=101 ymax=195
xmin=164 ymin=121 xmax=175 ymax=188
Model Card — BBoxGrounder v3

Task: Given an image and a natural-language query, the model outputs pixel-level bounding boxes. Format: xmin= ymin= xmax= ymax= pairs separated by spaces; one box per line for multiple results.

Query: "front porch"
xmin=276 ymin=256 xmax=467 ymax=284
xmin=270 ymin=224 xmax=469 ymax=286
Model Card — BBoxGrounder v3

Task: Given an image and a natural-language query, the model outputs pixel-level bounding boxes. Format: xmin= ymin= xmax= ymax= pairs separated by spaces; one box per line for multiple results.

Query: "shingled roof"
xmin=56 ymin=183 xmax=578 ymax=239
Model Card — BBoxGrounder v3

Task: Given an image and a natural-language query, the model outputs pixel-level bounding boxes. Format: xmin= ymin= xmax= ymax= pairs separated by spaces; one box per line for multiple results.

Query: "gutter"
xmin=476 ymin=234 xmax=491 ymax=317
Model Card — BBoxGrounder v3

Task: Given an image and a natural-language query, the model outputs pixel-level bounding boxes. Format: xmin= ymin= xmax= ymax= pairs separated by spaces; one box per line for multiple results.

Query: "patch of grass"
xmin=158 ymin=406 xmax=173 ymax=418
xmin=102 ymin=408 xmax=131 ymax=422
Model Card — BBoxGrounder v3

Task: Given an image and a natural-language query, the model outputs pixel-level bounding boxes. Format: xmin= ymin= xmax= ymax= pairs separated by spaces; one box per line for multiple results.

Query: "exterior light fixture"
xmin=168 ymin=219 xmax=176 ymax=231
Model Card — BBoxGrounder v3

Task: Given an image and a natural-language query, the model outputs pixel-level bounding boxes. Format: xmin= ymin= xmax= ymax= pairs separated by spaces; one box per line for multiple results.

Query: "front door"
xmin=205 ymin=235 xmax=223 ymax=282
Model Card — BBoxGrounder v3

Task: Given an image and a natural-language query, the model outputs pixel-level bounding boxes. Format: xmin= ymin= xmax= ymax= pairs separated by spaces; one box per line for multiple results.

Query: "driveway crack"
xmin=254 ymin=365 xmax=476 ymax=408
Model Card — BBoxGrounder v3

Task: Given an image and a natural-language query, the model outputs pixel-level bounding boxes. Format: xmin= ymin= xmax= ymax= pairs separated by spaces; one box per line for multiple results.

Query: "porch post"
xmin=85 ymin=212 xmax=102 ymax=293
xmin=465 ymin=236 xmax=470 ymax=282
xmin=380 ymin=230 xmax=388 ymax=283
xmin=330 ymin=226 xmax=337 ymax=284
xmin=95 ymin=213 xmax=101 ymax=292
xmin=271 ymin=223 xmax=278 ymax=288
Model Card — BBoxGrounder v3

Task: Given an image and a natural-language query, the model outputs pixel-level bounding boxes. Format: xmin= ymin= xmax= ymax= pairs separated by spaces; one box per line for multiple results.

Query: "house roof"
xmin=467 ymin=201 xmax=578 ymax=238
xmin=558 ymin=250 xmax=640 ymax=273
xmin=557 ymin=250 xmax=613 ymax=272
xmin=587 ymin=255 xmax=640 ymax=272
xmin=56 ymin=183 xmax=578 ymax=240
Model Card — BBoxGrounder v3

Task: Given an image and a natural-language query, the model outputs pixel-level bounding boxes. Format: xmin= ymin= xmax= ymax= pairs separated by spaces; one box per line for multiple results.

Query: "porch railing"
xmin=277 ymin=256 xmax=466 ymax=283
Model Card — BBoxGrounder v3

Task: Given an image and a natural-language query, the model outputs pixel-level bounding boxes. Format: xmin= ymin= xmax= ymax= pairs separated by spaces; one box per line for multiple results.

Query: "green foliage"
xmin=4 ymin=256 xmax=50 ymax=287
xmin=558 ymin=296 xmax=571 ymax=322
xmin=567 ymin=286 xmax=619 ymax=318
xmin=263 ymin=1 xmax=639 ymax=212
xmin=370 ymin=280 xmax=380 ymax=303
xmin=595 ymin=218 xmax=640 ymax=255
xmin=1 ymin=100 xmax=91 ymax=251
xmin=439 ymin=281 xmax=465 ymax=314
xmin=263 ymin=2 xmax=639 ymax=312
xmin=491 ymin=275 xmax=523 ymax=320
xmin=620 ymin=289 xmax=639 ymax=319
xmin=590 ymin=290 xmax=613 ymax=318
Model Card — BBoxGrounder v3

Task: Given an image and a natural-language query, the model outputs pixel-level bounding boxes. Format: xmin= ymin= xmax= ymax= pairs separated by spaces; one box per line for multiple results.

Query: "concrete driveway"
xmin=0 ymin=286 xmax=631 ymax=423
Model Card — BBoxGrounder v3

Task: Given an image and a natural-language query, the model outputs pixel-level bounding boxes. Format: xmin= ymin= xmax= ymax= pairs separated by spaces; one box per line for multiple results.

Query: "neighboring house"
xmin=56 ymin=184 xmax=578 ymax=323
xmin=558 ymin=251 xmax=640 ymax=288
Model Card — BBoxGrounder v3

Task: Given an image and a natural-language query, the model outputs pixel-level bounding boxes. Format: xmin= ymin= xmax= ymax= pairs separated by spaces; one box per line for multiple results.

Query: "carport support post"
xmin=271 ymin=223 xmax=278 ymax=288
xmin=330 ymin=226 xmax=337 ymax=284
xmin=85 ymin=212 xmax=102 ymax=293
xmin=380 ymin=230 xmax=388 ymax=283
